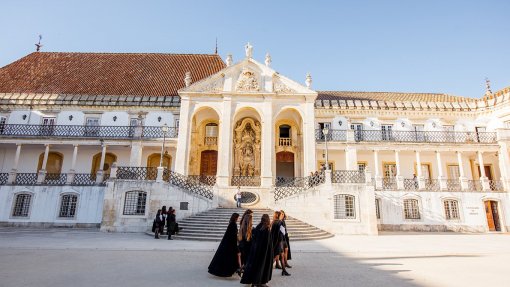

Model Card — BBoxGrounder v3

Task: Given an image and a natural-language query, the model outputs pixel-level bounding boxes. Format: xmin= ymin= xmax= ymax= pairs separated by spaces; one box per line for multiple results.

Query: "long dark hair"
xmin=156 ymin=209 xmax=162 ymax=217
xmin=238 ymin=213 xmax=253 ymax=241
xmin=230 ymin=212 xmax=240 ymax=224
xmin=162 ymin=206 xmax=167 ymax=214
xmin=260 ymin=214 xmax=270 ymax=230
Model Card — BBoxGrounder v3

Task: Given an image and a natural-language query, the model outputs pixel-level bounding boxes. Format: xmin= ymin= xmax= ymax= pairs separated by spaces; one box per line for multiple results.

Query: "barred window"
xmin=375 ymin=198 xmax=381 ymax=219
xmin=123 ymin=191 xmax=147 ymax=215
xmin=403 ymin=199 xmax=420 ymax=219
xmin=12 ymin=194 xmax=32 ymax=217
xmin=334 ymin=194 xmax=355 ymax=219
xmin=59 ymin=194 xmax=78 ymax=218
xmin=358 ymin=162 xmax=366 ymax=172
xmin=444 ymin=200 xmax=460 ymax=220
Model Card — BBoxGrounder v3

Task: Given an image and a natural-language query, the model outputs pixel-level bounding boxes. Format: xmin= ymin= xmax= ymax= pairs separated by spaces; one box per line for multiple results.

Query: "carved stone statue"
xmin=233 ymin=118 xmax=261 ymax=177
xmin=265 ymin=53 xmax=271 ymax=67
xmin=236 ymin=68 xmax=259 ymax=92
xmin=245 ymin=42 xmax=253 ymax=58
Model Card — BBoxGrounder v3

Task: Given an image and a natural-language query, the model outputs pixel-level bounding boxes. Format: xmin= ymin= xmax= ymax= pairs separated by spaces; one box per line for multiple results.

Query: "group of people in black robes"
xmin=152 ymin=206 xmax=179 ymax=240
xmin=208 ymin=209 xmax=292 ymax=287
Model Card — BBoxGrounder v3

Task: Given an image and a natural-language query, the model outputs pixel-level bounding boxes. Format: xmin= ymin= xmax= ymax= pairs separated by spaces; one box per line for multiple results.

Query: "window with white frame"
xmin=59 ymin=194 xmax=78 ymax=218
xmin=12 ymin=194 xmax=32 ymax=217
xmin=383 ymin=163 xmax=397 ymax=178
xmin=403 ymin=198 xmax=420 ymax=219
xmin=381 ymin=124 xmax=393 ymax=141
xmin=334 ymin=194 xmax=356 ymax=219
xmin=123 ymin=191 xmax=147 ymax=215
xmin=444 ymin=199 xmax=460 ymax=220
xmin=375 ymin=198 xmax=381 ymax=219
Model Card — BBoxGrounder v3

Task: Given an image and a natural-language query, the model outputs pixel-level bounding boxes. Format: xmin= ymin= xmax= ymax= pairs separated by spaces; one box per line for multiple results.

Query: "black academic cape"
xmin=208 ymin=221 xmax=239 ymax=277
xmin=238 ymin=229 xmax=253 ymax=265
xmin=282 ymin=220 xmax=291 ymax=260
xmin=240 ymin=223 xmax=273 ymax=285
xmin=270 ymin=220 xmax=284 ymax=255
xmin=166 ymin=214 xmax=177 ymax=235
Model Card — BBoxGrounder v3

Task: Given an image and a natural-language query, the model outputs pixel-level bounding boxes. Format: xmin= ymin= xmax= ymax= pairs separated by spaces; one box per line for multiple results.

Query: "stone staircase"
xmin=155 ymin=208 xmax=333 ymax=241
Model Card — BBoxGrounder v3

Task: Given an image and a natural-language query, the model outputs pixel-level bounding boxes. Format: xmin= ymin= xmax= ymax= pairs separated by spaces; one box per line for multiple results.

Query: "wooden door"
xmin=200 ymin=150 xmax=218 ymax=176
xmin=484 ymin=166 xmax=493 ymax=180
xmin=485 ymin=201 xmax=501 ymax=231
xmin=276 ymin=151 xmax=295 ymax=178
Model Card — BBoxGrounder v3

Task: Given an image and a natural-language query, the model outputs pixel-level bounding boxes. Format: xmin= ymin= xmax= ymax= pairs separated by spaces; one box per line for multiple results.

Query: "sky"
xmin=1 ymin=0 xmax=509 ymax=98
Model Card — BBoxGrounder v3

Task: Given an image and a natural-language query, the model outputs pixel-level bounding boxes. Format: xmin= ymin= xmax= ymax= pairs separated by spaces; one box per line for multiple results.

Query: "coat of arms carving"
xmin=236 ymin=68 xmax=259 ymax=92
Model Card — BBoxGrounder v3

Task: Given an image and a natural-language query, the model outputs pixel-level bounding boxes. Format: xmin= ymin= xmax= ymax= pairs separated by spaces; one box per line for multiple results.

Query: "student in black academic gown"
xmin=280 ymin=210 xmax=292 ymax=268
xmin=208 ymin=213 xmax=242 ymax=277
xmin=154 ymin=209 xmax=164 ymax=239
xmin=238 ymin=210 xmax=253 ymax=267
xmin=271 ymin=211 xmax=290 ymax=276
xmin=240 ymin=214 xmax=273 ymax=286
xmin=167 ymin=209 xmax=177 ymax=240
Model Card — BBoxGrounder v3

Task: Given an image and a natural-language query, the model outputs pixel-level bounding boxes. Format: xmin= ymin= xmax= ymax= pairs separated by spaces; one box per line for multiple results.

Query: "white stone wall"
xmin=0 ymin=185 xmax=105 ymax=227
xmin=100 ymin=180 xmax=213 ymax=232
xmin=376 ymin=191 xmax=510 ymax=232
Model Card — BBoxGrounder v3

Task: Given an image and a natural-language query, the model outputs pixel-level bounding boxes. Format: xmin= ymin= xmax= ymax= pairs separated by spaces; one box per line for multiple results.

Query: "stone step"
xmin=149 ymin=207 xmax=333 ymax=241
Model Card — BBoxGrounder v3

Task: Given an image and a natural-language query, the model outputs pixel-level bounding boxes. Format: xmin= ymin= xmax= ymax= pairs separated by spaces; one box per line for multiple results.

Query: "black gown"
xmin=238 ymin=229 xmax=253 ymax=265
xmin=240 ymin=223 xmax=273 ymax=285
xmin=282 ymin=220 xmax=291 ymax=260
xmin=270 ymin=219 xmax=284 ymax=255
xmin=208 ymin=221 xmax=239 ymax=277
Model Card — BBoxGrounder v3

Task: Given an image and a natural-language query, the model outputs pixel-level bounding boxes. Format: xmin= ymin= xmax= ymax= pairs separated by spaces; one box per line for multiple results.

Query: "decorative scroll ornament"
xmin=200 ymin=78 xmax=224 ymax=92
xmin=273 ymin=76 xmax=294 ymax=93
xmin=236 ymin=68 xmax=259 ymax=92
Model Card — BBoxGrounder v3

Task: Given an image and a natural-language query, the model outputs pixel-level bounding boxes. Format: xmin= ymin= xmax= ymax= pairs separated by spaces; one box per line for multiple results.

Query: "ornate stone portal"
xmin=233 ymin=118 xmax=261 ymax=177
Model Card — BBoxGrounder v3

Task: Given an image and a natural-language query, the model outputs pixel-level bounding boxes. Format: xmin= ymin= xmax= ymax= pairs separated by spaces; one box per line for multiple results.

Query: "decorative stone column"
xmin=303 ymin=97 xmax=317 ymax=175
xmin=436 ymin=151 xmax=447 ymax=190
xmin=8 ymin=144 xmax=22 ymax=184
xmin=216 ymin=95 xmax=233 ymax=187
xmin=129 ymin=142 xmax=143 ymax=167
xmin=260 ymin=96 xmax=274 ymax=188
xmin=175 ymin=96 xmax=193 ymax=175
xmin=156 ymin=166 xmax=164 ymax=183
xmin=395 ymin=150 xmax=404 ymax=190
xmin=373 ymin=150 xmax=382 ymax=190
xmin=37 ymin=144 xmax=50 ymax=183
xmin=415 ymin=150 xmax=425 ymax=189
xmin=478 ymin=151 xmax=490 ymax=191
xmin=67 ymin=144 xmax=79 ymax=184
xmin=457 ymin=151 xmax=468 ymax=190
xmin=96 ymin=144 xmax=107 ymax=184
xmin=497 ymin=142 xmax=510 ymax=191
xmin=345 ymin=146 xmax=358 ymax=170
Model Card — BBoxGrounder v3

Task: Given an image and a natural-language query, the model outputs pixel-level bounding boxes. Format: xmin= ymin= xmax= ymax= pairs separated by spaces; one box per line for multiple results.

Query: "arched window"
xmin=444 ymin=199 xmax=460 ymax=220
xmin=12 ymin=193 xmax=32 ymax=217
xmin=334 ymin=194 xmax=355 ymax=219
xmin=403 ymin=199 xmax=420 ymax=219
xmin=123 ymin=191 xmax=147 ymax=215
xmin=59 ymin=194 xmax=78 ymax=218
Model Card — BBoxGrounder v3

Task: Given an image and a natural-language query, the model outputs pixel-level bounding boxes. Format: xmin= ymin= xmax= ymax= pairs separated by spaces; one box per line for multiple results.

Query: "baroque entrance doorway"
xmin=200 ymin=150 xmax=218 ymax=176
xmin=276 ymin=151 xmax=295 ymax=178
xmin=484 ymin=200 xmax=501 ymax=231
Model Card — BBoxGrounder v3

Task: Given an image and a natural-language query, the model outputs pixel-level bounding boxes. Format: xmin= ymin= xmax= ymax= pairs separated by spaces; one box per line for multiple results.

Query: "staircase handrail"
xmin=274 ymin=171 xmax=325 ymax=201
xmin=164 ymin=169 xmax=214 ymax=200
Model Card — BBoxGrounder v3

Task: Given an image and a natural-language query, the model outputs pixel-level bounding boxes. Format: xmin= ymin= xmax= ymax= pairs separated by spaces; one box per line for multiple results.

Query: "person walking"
xmin=154 ymin=209 xmax=164 ymax=239
xmin=271 ymin=211 xmax=290 ymax=276
xmin=240 ymin=214 xmax=273 ymax=286
xmin=208 ymin=213 xmax=242 ymax=277
xmin=236 ymin=187 xmax=242 ymax=208
xmin=280 ymin=210 xmax=292 ymax=269
xmin=238 ymin=210 xmax=253 ymax=267
xmin=167 ymin=209 xmax=178 ymax=240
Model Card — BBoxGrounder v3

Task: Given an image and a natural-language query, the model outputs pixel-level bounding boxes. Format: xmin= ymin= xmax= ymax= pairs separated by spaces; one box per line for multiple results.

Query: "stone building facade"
xmin=0 ymin=44 xmax=509 ymax=235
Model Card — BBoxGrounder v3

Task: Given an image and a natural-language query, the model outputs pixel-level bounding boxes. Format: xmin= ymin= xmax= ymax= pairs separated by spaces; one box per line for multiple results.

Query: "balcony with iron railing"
xmin=0 ymin=124 xmax=178 ymax=140
xmin=0 ymin=172 xmax=108 ymax=186
xmin=315 ymin=129 xmax=497 ymax=144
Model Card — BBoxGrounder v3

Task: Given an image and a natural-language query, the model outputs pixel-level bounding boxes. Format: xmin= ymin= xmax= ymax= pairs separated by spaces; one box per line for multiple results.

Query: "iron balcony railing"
xmin=0 ymin=173 xmax=8 ymax=185
xmin=165 ymin=169 xmax=213 ymax=200
xmin=403 ymin=178 xmax=419 ymax=190
xmin=274 ymin=171 xmax=325 ymax=201
xmin=71 ymin=173 xmax=98 ymax=186
xmin=0 ymin=124 xmax=178 ymax=139
xmin=43 ymin=173 xmax=67 ymax=185
xmin=381 ymin=177 xmax=397 ymax=190
xmin=488 ymin=180 xmax=504 ymax=192
xmin=315 ymin=129 xmax=497 ymax=144
xmin=13 ymin=173 xmax=38 ymax=185
xmin=231 ymin=176 xmax=261 ymax=187
xmin=188 ymin=175 xmax=216 ymax=186
xmin=331 ymin=170 xmax=365 ymax=183
xmin=116 ymin=167 xmax=158 ymax=181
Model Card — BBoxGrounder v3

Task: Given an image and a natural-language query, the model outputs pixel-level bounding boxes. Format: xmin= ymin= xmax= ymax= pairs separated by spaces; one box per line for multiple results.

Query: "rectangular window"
xmin=123 ymin=191 xmax=147 ymax=215
xmin=12 ymin=194 xmax=32 ymax=217
xmin=318 ymin=122 xmax=331 ymax=140
xmin=357 ymin=162 xmax=366 ymax=172
xmin=40 ymin=117 xmax=56 ymax=136
xmin=0 ymin=116 xmax=6 ymax=134
xmin=85 ymin=117 xmax=100 ymax=136
xmin=403 ymin=199 xmax=420 ymax=219
xmin=413 ymin=125 xmax=425 ymax=141
xmin=381 ymin=125 xmax=393 ymax=141
xmin=444 ymin=200 xmax=460 ymax=220
xmin=334 ymin=194 xmax=356 ymax=219
xmin=351 ymin=123 xmax=363 ymax=141
xmin=383 ymin=163 xmax=397 ymax=178
xmin=205 ymin=123 xmax=219 ymax=137
xmin=59 ymin=194 xmax=78 ymax=218
xmin=447 ymin=165 xmax=460 ymax=180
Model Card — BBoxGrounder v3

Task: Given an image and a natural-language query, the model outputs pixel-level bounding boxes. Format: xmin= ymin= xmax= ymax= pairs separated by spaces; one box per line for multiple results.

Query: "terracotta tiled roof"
xmin=317 ymin=91 xmax=476 ymax=103
xmin=0 ymin=52 xmax=225 ymax=96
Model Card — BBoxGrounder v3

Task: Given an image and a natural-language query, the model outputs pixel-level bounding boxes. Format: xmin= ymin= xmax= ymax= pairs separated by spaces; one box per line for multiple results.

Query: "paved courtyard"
xmin=0 ymin=229 xmax=509 ymax=287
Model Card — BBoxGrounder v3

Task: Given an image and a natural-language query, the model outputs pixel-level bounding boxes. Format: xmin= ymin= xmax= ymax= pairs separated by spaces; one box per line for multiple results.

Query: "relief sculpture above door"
xmin=233 ymin=117 xmax=261 ymax=177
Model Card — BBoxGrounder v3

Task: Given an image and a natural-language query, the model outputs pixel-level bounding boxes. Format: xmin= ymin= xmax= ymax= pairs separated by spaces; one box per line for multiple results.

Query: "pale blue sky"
xmin=1 ymin=0 xmax=509 ymax=97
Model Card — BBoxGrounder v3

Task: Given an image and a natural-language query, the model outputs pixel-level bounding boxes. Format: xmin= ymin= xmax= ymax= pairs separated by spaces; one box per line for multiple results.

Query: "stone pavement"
xmin=0 ymin=228 xmax=508 ymax=287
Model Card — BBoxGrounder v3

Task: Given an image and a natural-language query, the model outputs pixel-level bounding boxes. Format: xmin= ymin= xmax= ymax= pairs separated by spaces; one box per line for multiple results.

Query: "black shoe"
xmin=285 ymin=264 xmax=292 ymax=268
xmin=282 ymin=270 xmax=291 ymax=276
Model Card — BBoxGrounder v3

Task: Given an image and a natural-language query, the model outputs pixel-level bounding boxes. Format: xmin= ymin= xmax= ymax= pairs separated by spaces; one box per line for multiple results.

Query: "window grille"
xmin=375 ymin=198 xmax=381 ymax=219
xmin=334 ymin=194 xmax=355 ymax=219
xmin=123 ymin=191 xmax=147 ymax=215
xmin=12 ymin=194 xmax=32 ymax=217
xmin=403 ymin=199 xmax=420 ymax=219
xmin=59 ymin=194 xmax=78 ymax=218
xmin=444 ymin=200 xmax=460 ymax=220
